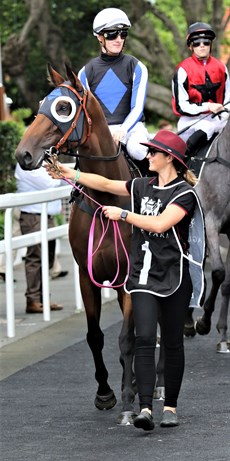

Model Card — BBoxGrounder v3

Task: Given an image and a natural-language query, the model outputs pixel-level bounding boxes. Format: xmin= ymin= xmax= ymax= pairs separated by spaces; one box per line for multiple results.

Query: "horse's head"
xmin=16 ymin=65 xmax=92 ymax=170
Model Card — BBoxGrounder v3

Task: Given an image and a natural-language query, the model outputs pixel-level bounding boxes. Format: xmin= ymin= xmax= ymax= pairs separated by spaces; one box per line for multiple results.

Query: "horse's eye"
xmin=56 ymin=102 xmax=71 ymax=114
xmin=50 ymin=96 xmax=77 ymax=123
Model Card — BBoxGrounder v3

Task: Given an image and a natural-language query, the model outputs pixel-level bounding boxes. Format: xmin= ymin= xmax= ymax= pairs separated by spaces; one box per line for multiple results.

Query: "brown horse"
xmin=16 ymin=64 xmax=141 ymax=425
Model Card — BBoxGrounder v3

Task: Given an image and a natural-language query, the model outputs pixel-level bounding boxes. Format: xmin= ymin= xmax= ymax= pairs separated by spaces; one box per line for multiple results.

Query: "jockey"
xmin=172 ymin=22 xmax=230 ymax=152
xmin=78 ymin=8 xmax=149 ymax=162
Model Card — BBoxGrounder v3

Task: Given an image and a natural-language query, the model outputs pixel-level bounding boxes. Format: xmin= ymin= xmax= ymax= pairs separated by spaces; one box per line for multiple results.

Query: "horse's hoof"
xmin=116 ymin=411 xmax=137 ymax=426
xmin=195 ymin=317 xmax=211 ymax=335
xmin=184 ymin=324 xmax=196 ymax=337
xmin=153 ymin=386 xmax=165 ymax=400
xmin=216 ymin=341 xmax=230 ymax=353
xmin=94 ymin=390 xmax=117 ymax=410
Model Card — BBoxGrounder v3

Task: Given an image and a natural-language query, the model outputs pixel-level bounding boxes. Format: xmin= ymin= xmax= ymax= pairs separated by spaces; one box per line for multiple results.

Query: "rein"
xmin=88 ymin=206 xmax=130 ymax=289
xmin=73 ymin=142 xmax=122 ymax=161
xmin=45 ymin=154 xmax=130 ymax=288
xmin=63 ymin=176 xmax=130 ymax=288
xmin=177 ymin=102 xmax=230 ymax=136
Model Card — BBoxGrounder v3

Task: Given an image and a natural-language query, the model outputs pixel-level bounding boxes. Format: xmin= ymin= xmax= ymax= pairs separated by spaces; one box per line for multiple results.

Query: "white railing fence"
xmin=0 ymin=185 xmax=113 ymax=338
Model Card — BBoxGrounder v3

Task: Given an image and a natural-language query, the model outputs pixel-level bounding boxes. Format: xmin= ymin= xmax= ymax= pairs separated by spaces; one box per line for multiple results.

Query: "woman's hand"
xmin=44 ymin=162 xmax=75 ymax=180
xmin=102 ymin=206 xmax=123 ymax=221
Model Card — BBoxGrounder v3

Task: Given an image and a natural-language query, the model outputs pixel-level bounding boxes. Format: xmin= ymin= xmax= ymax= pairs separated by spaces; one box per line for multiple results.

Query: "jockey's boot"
xmin=186 ymin=129 xmax=207 ymax=157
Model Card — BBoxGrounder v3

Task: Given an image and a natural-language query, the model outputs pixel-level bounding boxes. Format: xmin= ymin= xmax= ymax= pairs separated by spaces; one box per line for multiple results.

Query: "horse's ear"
xmin=65 ymin=64 xmax=84 ymax=92
xmin=47 ymin=63 xmax=65 ymax=86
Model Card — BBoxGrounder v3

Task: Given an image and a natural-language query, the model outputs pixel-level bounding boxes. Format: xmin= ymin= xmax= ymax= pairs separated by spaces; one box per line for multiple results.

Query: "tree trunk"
xmin=2 ymin=0 xmax=70 ymax=112
xmin=2 ymin=0 xmax=228 ymax=118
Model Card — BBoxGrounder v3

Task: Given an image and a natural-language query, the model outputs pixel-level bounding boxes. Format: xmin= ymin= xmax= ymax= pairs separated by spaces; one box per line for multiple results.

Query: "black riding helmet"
xmin=186 ymin=22 xmax=216 ymax=46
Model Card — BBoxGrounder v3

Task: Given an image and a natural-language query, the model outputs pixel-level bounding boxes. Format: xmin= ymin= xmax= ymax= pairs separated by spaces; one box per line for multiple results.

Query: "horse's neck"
xmin=79 ymin=129 xmax=131 ymax=181
xmin=211 ymin=117 xmax=230 ymax=158
xmin=221 ymin=117 xmax=230 ymax=150
xmin=79 ymin=98 xmax=134 ymax=180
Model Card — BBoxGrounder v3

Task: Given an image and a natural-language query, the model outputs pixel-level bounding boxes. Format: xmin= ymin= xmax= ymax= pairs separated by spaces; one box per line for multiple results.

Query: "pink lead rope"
xmin=62 ymin=177 xmax=130 ymax=288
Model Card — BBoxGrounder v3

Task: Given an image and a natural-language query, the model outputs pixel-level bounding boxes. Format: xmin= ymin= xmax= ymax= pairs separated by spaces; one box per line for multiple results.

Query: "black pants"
xmin=131 ymin=265 xmax=192 ymax=411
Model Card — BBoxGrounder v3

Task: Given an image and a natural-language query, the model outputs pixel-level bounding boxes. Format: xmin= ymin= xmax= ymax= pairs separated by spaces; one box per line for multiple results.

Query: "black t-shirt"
xmin=126 ymin=176 xmax=196 ymax=252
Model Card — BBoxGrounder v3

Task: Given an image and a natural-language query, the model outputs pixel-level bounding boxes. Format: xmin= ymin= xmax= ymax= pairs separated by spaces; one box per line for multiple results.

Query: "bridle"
xmin=44 ymin=83 xmax=91 ymax=160
xmin=55 ymin=83 xmax=92 ymax=150
xmin=44 ymin=82 xmax=121 ymax=162
xmin=44 ymin=81 xmax=130 ymax=288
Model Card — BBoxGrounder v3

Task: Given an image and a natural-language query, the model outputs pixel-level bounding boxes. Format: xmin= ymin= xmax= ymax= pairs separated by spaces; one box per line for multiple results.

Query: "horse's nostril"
xmin=23 ymin=152 xmax=33 ymax=166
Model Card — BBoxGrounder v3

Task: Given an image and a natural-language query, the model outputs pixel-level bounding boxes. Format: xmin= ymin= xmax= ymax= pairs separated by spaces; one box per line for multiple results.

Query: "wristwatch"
xmin=120 ymin=210 xmax=128 ymax=221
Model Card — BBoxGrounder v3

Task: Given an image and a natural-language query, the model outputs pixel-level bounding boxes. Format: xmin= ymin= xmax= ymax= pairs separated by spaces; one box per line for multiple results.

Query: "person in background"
xmin=15 ymin=163 xmax=67 ymax=314
xmin=45 ymin=130 xmax=205 ymax=431
xmin=50 ymin=255 xmax=68 ymax=280
xmin=78 ymin=7 xmax=149 ymax=162
xmin=158 ymin=120 xmax=173 ymax=131
xmin=0 ymin=210 xmax=68 ymax=283
xmin=0 ymin=208 xmax=22 ymax=283
xmin=172 ymin=22 xmax=230 ymax=151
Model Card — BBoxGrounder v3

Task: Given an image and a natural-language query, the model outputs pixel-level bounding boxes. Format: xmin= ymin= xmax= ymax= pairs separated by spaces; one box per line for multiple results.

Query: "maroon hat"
xmin=140 ymin=130 xmax=188 ymax=168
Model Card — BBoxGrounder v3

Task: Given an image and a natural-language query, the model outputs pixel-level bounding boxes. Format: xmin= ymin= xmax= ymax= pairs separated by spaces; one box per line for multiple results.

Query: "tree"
xmin=1 ymin=0 xmax=229 ymax=122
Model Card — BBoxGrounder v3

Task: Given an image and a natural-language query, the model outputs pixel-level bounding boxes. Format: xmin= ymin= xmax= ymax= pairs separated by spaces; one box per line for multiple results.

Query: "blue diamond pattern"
xmin=95 ymin=69 xmax=127 ymax=114
xmin=48 ymin=88 xmax=63 ymax=100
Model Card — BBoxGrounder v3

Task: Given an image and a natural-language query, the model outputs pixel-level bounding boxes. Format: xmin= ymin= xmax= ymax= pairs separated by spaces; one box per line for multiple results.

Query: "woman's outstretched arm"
xmin=44 ymin=161 xmax=129 ymax=196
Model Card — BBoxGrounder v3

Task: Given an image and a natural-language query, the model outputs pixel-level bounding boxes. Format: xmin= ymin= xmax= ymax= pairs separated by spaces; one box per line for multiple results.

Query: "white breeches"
xmin=109 ymin=122 xmax=149 ymax=161
xmin=177 ymin=112 xmax=229 ymax=142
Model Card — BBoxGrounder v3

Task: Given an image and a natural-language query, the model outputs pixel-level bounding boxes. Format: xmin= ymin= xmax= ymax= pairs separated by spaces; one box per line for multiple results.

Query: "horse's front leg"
xmin=196 ymin=218 xmax=225 ymax=335
xmin=117 ymin=291 xmax=137 ymax=425
xmin=80 ymin=270 xmax=117 ymax=410
xmin=216 ymin=243 xmax=230 ymax=353
xmin=184 ymin=307 xmax=196 ymax=337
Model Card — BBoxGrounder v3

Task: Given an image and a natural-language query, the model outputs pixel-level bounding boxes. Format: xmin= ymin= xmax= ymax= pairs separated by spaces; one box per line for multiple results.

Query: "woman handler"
xmin=45 ymin=130 xmax=205 ymax=431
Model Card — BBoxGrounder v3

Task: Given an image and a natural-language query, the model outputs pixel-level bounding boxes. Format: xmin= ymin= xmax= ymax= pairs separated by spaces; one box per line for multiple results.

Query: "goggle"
xmin=102 ymin=29 xmax=128 ymax=40
xmin=192 ymin=39 xmax=211 ymax=47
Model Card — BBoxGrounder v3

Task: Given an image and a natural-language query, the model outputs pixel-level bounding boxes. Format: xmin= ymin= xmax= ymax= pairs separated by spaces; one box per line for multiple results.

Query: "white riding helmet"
xmin=93 ymin=8 xmax=131 ymax=36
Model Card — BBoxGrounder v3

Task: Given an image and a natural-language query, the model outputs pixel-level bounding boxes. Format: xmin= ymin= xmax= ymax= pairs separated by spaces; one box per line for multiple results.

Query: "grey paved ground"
xmin=0 ymin=237 xmax=118 ymax=355
xmin=0 ymin=237 xmax=229 ymax=461
xmin=0 ymin=238 xmax=97 ymax=348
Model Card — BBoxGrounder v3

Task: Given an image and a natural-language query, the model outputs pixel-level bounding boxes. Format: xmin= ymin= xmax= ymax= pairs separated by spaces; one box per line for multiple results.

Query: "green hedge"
xmin=0 ymin=120 xmax=24 ymax=194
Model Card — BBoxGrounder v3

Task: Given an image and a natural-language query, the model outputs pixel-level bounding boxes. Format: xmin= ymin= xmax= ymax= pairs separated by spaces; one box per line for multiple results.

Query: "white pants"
xmin=109 ymin=122 xmax=149 ymax=161
xmin=178 ymin=112 xmax=229 ymax=142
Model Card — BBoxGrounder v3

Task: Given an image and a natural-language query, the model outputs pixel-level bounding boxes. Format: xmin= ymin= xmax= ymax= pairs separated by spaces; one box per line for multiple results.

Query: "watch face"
xmin=121 ymin=210 xmax=128 ymax=220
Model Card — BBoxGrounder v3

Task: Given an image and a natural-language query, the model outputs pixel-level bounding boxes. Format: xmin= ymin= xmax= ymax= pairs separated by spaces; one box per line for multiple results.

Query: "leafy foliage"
xmin=0 ymin=212 xmax=4 ymax=241
xmin=1 ymin=0 xmax=229 ymax=120
xmin=0 ymin=121 xmax=24 ymax=194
